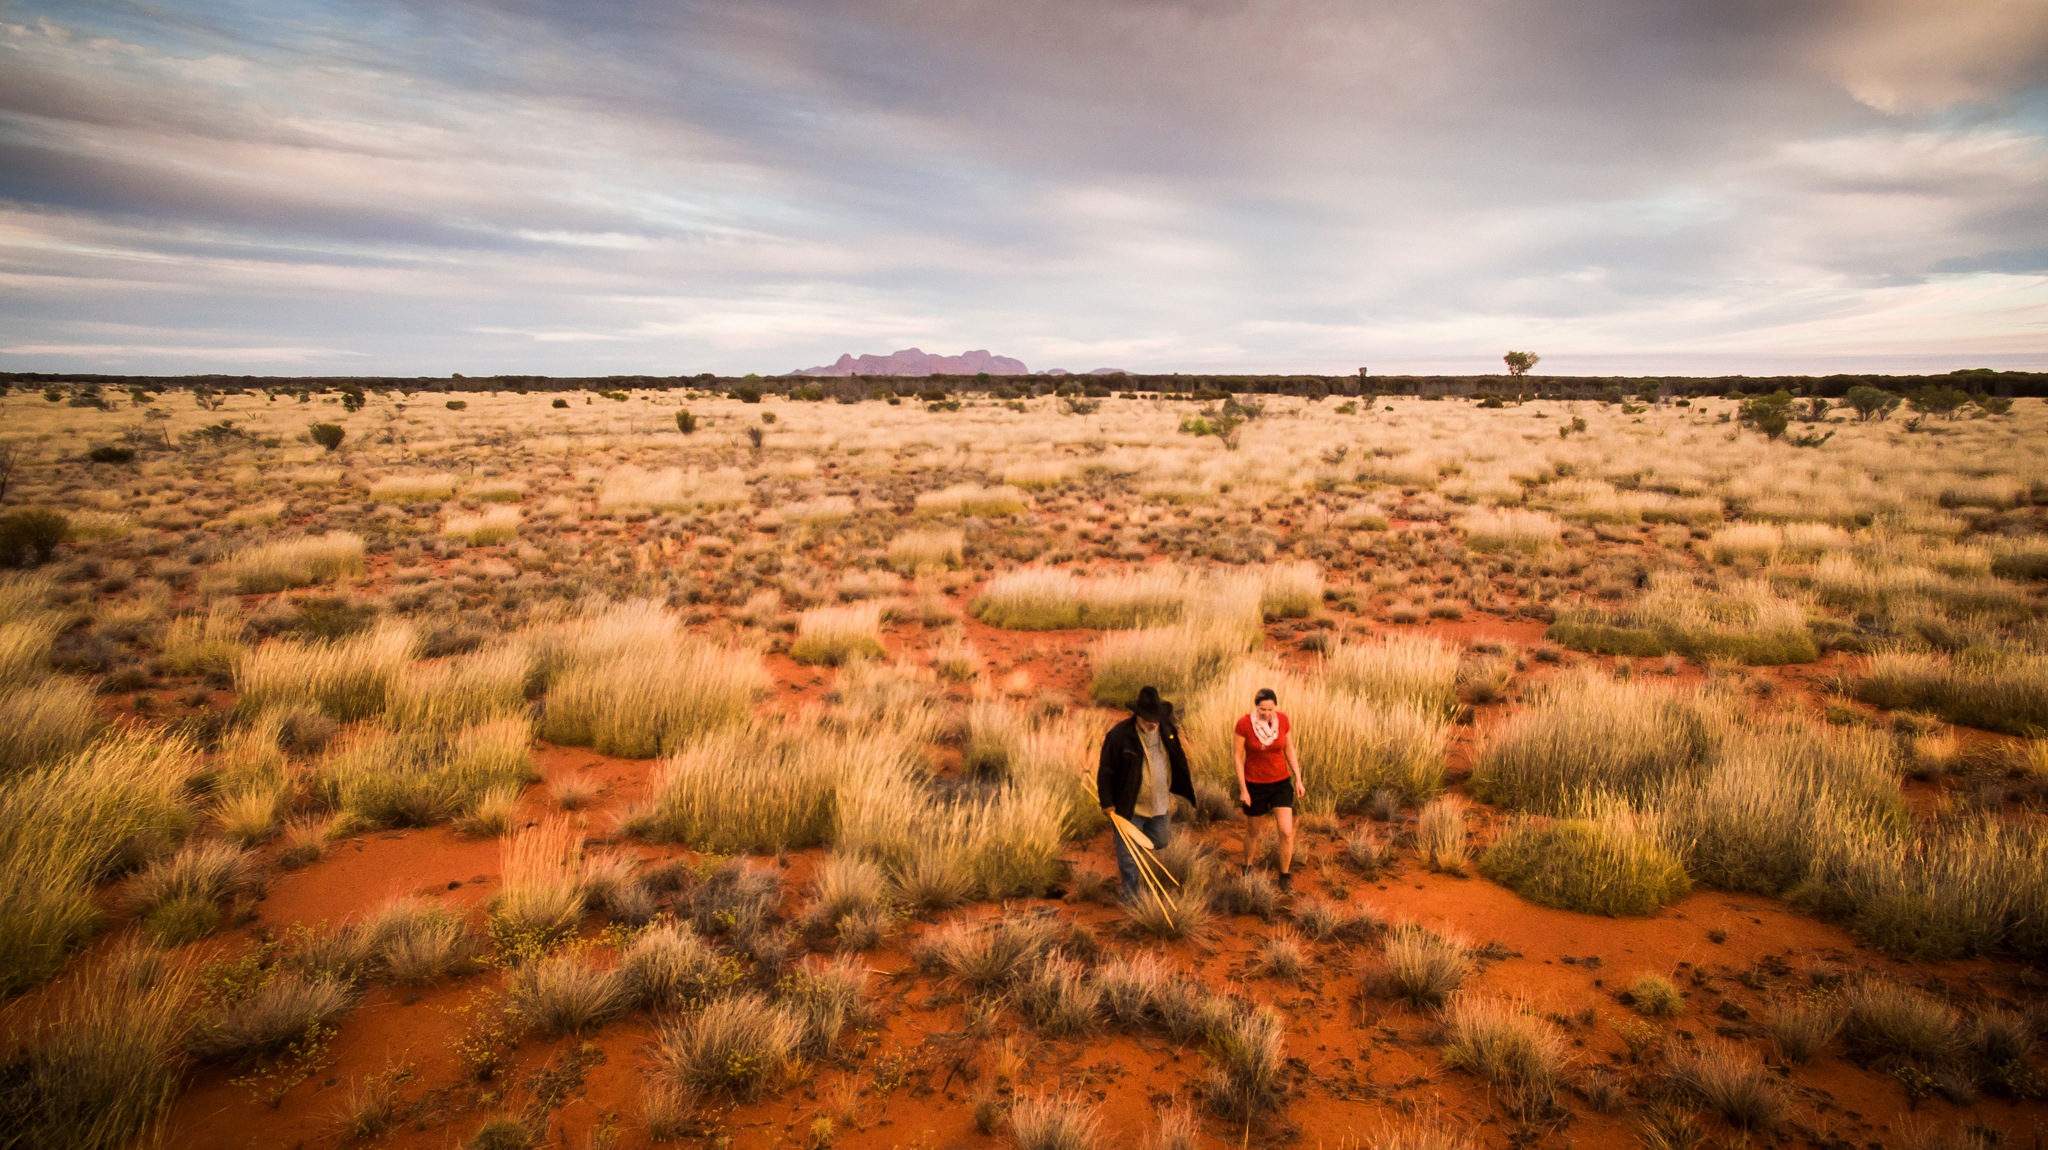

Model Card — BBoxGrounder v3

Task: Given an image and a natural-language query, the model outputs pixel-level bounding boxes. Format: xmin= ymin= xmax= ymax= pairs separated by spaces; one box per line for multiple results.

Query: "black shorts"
xmin=1242 ymin=778 xmax=1295 ymax=818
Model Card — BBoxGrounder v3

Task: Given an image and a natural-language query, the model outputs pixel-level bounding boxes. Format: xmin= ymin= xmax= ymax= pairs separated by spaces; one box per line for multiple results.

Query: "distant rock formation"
xmin=788 ymin=347 xmax=1028 ymax=377
xmin=1087 ymin=368 xmax=1131 ymax=375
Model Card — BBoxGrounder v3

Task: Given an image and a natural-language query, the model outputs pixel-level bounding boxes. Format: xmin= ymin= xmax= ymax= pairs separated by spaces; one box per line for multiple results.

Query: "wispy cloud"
xmin=0 ymin=0 xmax=2041 ymax=375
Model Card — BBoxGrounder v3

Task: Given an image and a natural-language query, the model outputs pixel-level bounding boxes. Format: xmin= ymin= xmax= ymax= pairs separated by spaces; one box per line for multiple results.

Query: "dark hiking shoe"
xmin=1277 ymin=872 xmax=1294 ymax=892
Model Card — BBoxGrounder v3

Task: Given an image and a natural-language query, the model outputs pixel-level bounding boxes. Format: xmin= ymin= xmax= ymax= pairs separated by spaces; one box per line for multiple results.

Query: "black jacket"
xmin=1096 ymin=715 xmax=1195 ymax=820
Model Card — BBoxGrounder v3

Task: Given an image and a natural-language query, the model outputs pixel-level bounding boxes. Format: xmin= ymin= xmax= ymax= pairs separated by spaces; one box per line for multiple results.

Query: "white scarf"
xmin=1248 ymin=710 xmax=1280 ymax=747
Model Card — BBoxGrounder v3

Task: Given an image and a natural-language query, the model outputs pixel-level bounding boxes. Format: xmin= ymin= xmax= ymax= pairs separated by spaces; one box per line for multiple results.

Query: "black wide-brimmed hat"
xmin=1128 ymin=686 xmax=1174 ymax=722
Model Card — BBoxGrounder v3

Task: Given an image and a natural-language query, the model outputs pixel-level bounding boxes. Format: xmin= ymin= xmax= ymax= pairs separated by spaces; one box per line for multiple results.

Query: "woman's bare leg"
xmin=1275 ymin=807 xmax=1296 ymax=875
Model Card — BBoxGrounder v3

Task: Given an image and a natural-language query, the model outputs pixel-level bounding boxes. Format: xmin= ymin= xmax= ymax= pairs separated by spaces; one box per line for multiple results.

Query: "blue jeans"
xmin=1113 ymin=813 xmax=1172 ymax=902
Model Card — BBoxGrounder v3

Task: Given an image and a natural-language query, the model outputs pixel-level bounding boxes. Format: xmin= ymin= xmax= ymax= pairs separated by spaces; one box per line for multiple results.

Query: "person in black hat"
xmin=1096 ymin=685 xmax=1196 ymax=902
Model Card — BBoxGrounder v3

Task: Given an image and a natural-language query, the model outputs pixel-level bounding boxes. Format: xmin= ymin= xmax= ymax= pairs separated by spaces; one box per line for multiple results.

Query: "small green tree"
xmin=1738 ymin=391 xmax=1795 ymax=440
xmin=1908 ymin=385 xmax=1969 ymax=421
xmin=1974 ymin=393 xmax=2014 ymax=416
xmin=1503 ymin=351 xmax=1539 ymax=404
xmin=675 ymin=409 xmax=698 ymax=434
xmin=309 ymin=423 xmax=346 ymax=452
xmin=340 ymin=385 xmax=366 ymax=414
xmin=1843 ymin=385 xmax=1898 ymax=422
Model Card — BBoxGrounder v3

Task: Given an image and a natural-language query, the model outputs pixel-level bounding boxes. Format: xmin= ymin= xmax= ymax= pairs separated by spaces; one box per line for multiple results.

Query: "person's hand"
xmin=1101 ymin=806 xmax=1114 ymax=818
xmin=1238 ymin=788 xmax=1251 ymax=806
xmin=1294 ymin=780 xmax=1306 ymax=798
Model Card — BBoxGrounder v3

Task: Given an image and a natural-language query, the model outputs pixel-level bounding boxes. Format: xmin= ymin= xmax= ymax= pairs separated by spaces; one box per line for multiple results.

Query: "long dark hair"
xmin=1253 ymin=688 xmax=1278 ymax=706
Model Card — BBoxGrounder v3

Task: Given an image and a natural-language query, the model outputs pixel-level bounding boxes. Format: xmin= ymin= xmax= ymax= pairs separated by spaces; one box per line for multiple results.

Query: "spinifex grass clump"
xmin=789 ymin=603 xmax=887 ymax=665
xmin=1547 ymin=574 xmax=1818 ymax=664
xmin=367 ymin=473 xmax=456 ymax=502
xmin=1478 ymin=804 xmax=1690 ymax=916
xmin=1187 ymin=662 xmax=1447 ymax=814
xmin=632 ymin=722 xmax=846 ymax=852
xmin=970 ymin=566 xmax=1196 ymax=631
xmin=1437 ymin=996 xmax=1567 ymax=1118
xmin=236 ymin=621 xmax=421 ymax=722
xmin=383 ymin=645 xmax=531 ymax=733
xmin=886 ymin=527 xmax=964 ymax=573
xmin=1469 ymin=672 xmax=1728 ymax=815
xmin=442 ymin=507 xmax=520 ymax=545
xmin=316 ymin=717 xmax=535 ymax=828
xmin=225 ymin=531 xmax=366 ymax=594
xmin=1461 ymin=508 xmax=1563 ymax=554
xmin=158 ymin=602 xmax=245 ymax=677
xmin=0 ymin=945 xmax=197 ymax=1150
xmin=1854 ymin=650 xmax=2048 ymax=737
xmin=531 ymin=602 xmax=766 ymax=757
xmin=1259 ymin=562 xmax=1324 ymax=619
xmin=127 ymin=840 xmax=258 ymax=946
xmin=654 ymin=992 xmax=802 ymax=1100
xmin=913 ymin=483 xmax=1026 ymax=517
xmin=1324 ymin=634 xmax=1461 ymax=718
xmin=490 ymin=818 xmax=588 ymax=952
xmin=0 ymin=677 xmax=100 ymax=775
xmin=0 ymin=733 xmax=197 ymax=994
xmin=1087 ymin=579 xmax=1262 ymax=704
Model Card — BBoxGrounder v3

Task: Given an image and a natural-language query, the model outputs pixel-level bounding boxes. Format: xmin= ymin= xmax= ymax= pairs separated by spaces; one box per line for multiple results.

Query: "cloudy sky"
xmin=2 ymin=0 xmax=2045 ymax=377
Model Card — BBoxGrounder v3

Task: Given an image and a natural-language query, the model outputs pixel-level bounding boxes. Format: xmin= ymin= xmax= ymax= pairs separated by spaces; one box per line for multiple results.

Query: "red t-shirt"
xmin=1234 ymin=712 xmax=1292 ymax=784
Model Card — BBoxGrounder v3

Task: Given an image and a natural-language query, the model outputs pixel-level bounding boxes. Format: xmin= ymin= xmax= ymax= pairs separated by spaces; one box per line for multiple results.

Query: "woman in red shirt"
xmin=1234 ymin=687 xmax=1305 ymax=890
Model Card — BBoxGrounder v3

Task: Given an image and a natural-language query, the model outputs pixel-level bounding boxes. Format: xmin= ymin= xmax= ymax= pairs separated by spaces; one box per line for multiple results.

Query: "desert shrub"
xmin=308 ymin=423 xmax=345 ymax=451
xmin=354 ymin=898 xmax=480 ymax=983
xmin=1855 ymin=650 xmax=2048 ymax=737
xmin=1547 ymin=574 xmax=1817 ymax=664
xmin=653 ymin=992 xmax=801 ymax=1100
xmin=1628 ymin=973 xmax=1684 ymax=1016
xmin=225 ymin=532 xmax=366 ymax=593
xmin=1187 ymin=662 xmax=1446 ymax=813
xmin=1438 ymin=996 xmax=1566 ymax=1116
xmin=0 ymin=677 xmax=100 ymax=776
xmin=1008 ymin=1092 xmax=1101 ymax=1150
xmin=507 ymin=952 xmax=629 ymax=1037
xmin=0 ymin=734 xmax=197 ymax=994
xmin=1469 ymin=672 xmax=1727 ymax=814
xmin=1204 ymin=1001 xmax=1286 ymax=1117
xmin=188 ymin=971 xmax=356 ymax=1062
xmin=0 ymin=946 xmax=195 ymax=1150
xmin=886 ymin=527 xmax=963 ymax=573
xmin=1378 ymin=925 xmax=1469 ymax=1005
xmin=1461 ymin=508 xmax=1563 ymax=554
xmin=789 ymin=603 xmax=886 ymax=665
xmin=530 ymin=603 xmax=765 ymax=757
xmin=1478 ymin=806 xmax=1690 ymax=916
xmin=236 ymin=621 xmax=419 ymax=721
xmin=1325 ymin=633 xmax=1461 ymax=718
xmin=802 ymin=853 xmax=894 ymax=950
xmin=1665 ymin=1036 xmax=1786 ymax=1128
